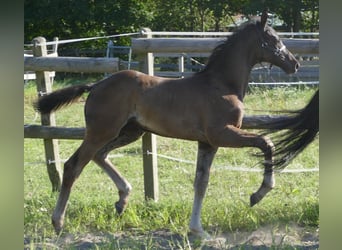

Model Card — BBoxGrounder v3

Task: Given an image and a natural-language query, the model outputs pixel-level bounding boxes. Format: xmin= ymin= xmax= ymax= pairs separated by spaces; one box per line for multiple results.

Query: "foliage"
xmin=24 ymin=0 xmax=156 ymax=49
xmin=240 ymin=0 xmax=319 ymax=32
xmin=25 ymin=0 xmax=319 ymax=51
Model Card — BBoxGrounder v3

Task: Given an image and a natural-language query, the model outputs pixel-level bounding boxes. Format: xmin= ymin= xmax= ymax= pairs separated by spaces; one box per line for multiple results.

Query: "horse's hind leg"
xmin=93 ymin=121 xmax=144 ymax=215
xmin=207 ymin=125 xmax=275 ymax=207
xmin=52 ymin=117 xmax=133 ymax=233
xmin=52 ymin=138 xmax=104 ymax=234
xmin=92 ymin=155 xmax=132 ymax=214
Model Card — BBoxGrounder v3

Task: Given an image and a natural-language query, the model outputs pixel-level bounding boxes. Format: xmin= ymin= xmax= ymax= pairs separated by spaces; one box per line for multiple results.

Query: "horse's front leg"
xmin=250 ymin=136 xmax=275 ymax=206
xmin=189 ymin=142 xmax=218 ymax=238
xmin=206 ymin=125 xmax=275 ymax=207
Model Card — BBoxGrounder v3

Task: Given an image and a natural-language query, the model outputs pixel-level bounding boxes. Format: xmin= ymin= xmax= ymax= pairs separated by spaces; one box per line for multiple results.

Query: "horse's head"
xmin=256 ymin=11 xmax=300 ymax=74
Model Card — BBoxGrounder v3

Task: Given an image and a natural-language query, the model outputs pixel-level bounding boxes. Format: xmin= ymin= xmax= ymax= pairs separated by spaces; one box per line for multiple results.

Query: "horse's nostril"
xmin=295 ymin=63 xmax=300 ymax=70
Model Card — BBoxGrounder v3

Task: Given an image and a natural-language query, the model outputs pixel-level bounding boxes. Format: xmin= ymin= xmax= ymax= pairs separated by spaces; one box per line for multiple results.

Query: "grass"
xmin=24 ymin=78 xmax=319 ymax=248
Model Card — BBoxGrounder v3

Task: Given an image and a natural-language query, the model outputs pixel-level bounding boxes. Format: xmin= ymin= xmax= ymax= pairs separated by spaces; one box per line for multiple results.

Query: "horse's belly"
xmin=136 ymin=114 xmax=206 ymax=141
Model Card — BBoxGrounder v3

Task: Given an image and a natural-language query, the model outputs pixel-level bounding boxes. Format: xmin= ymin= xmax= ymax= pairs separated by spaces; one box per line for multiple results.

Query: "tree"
xmin=25 ymin=0 xmax=155 ymax=48
xmin=238 ymin=0 xmax=319 ymax=32
xmin=151 ymin=0 xmax=196 ymax=31
xmin=302 ymin=0 xmax=319 ymax=31
xmin=206 ymin=0 xmax=248 ymax=31
xmin=25 ymin=0 xmax=319 ymax=51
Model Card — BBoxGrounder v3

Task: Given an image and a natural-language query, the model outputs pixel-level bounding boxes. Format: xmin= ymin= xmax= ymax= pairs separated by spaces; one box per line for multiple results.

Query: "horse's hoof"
xmin=250 ymin=193 xmax=260 ymax=207
xmin=54 ymin=227 xmax=62 ymax=235
xmin=115 ymin=202 xmax=124 ymax=215
xmin=189 ymin=228 xmax=212 ymax=240
xmin=52 ymin=220 xmax=62 ymax=235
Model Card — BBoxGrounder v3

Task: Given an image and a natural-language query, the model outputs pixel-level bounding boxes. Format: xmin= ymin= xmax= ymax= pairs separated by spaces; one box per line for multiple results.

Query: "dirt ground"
xmin=24 ymin=223 xmax=319 ymax=249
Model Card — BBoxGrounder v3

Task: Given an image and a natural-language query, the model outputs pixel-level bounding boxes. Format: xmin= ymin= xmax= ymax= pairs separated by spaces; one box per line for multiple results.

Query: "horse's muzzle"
xmin=294 ymin=61 xmax=300 ymax=72
xmin=284 ymin=54 xmax=300 ymax=74
xmin=281 ymin=62 xmax=299 ymax=74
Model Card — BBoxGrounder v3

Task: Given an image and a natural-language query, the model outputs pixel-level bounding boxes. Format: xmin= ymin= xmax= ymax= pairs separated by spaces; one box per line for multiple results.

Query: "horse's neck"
xmin=232 ymin=41 xmax=258 ymax=95
xmin=217 ymin=57 xmax=253 ymax=100
xmin=233 ymin=64 xmax=251 ymax=100
xmin=200 ymin=38 xmax=258 ymax=100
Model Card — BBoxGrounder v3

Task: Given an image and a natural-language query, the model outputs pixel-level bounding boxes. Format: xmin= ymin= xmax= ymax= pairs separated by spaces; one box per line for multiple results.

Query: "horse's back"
xmin=83 ymin=69 xmax=244 ymax=142
xmin=83 ymin=70 xmax=171 ymax=132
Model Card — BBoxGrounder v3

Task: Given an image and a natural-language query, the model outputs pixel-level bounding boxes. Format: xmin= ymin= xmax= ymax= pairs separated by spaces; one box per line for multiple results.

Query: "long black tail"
xmin=263 ymin=90 xmax=319 ymax=169
xmin=34 ymin=84 xmax=94 ymax=114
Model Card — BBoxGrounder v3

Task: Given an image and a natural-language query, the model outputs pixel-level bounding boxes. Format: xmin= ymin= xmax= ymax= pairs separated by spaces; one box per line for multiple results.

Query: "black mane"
xmin=197 ymin=21 xmax=263 ymax=74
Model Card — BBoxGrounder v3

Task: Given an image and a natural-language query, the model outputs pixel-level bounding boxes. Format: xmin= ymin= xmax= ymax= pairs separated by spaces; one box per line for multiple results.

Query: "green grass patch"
xmin=24 ymin=78 xmax=318 ymax=248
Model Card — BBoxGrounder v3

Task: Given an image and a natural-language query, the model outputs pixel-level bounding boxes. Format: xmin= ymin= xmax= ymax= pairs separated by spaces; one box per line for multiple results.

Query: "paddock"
xmin=24 ymin=85 xmax=319 ymax=249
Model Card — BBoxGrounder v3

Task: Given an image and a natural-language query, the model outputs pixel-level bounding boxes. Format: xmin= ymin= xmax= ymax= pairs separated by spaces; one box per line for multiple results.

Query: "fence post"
xmin=52 ymin=37 xmax=59 ymax=55
xmin=32 ymin=37 xmax=62 ymax=192
xmin=178 ymin=54 xmax=185 ymax=78
xmin=137 ymin=28 xmax=159 ymax=201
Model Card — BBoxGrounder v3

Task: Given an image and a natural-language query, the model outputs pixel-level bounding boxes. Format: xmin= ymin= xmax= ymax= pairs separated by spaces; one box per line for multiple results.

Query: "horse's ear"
xmin=260 ymin=9 xmax=268 ymax=29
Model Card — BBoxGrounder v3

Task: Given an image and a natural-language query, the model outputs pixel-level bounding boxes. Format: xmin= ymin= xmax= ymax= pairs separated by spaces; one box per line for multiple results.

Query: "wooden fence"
xmin=24 ymin=30 xmax=319 ymax=199
xmin=24 ymin=37 xmax=58 ymax=83
xmin=131 ymin=37 xmax=319 ymax=54
xmin=131 ymin=37 xmax=319 ymax=82
xmin=24 ymin=37 xmax=120 ymax=192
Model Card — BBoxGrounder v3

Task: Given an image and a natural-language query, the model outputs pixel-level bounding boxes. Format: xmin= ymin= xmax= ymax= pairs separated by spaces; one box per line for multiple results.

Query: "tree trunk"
xmin=214 ymin=18 xmax=220 ymax=32
xmin=292 ymin=9 xmax=301 ymax=32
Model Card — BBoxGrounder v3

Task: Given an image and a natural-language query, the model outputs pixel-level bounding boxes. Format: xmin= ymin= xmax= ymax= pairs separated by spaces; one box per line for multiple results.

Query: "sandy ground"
xmin=24 ymin=223 xmax=318 ymax=249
